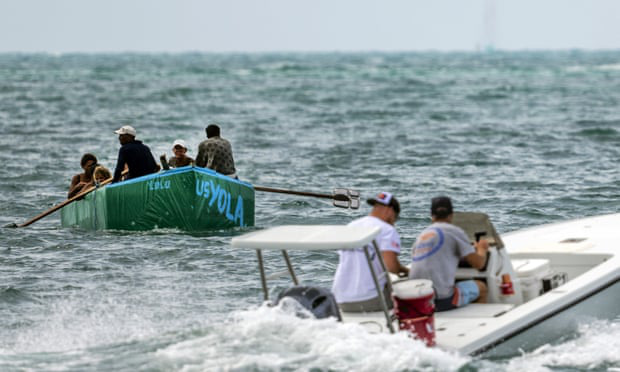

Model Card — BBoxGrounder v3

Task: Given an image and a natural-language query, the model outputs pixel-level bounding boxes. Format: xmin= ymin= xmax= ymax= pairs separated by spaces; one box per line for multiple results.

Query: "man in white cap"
xmin=168 ymin=139 xmax=194 ymax=168
xmin=112 ymin=125 xmax=159 ymax=182
xmin=332 ymin=191 xmax=409 ymax=312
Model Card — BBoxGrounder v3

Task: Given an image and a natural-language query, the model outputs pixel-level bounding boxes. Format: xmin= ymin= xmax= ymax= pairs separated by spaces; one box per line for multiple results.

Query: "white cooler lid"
xmin=512 ymin=259 xmax=550 ymax=277
xmin=392 ymin=279 xmax=434 ymax=298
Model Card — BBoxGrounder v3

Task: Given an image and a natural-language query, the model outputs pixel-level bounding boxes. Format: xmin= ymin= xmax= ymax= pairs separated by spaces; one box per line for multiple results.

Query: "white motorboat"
xmin=230 ymin=212 xmax=620 ymax=357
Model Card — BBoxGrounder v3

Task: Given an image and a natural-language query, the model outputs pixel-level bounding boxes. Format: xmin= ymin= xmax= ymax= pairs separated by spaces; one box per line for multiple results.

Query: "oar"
xmin=8 ymin=170 xmax=127 ymax=228
xmin=254 ymin=186 xmax=360 ymax=209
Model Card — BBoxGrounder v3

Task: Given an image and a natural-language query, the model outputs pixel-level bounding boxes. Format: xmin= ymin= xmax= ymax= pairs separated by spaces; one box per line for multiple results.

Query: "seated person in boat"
xmin=112 ymin=125 xmax=159 ymax=183
xmin=167 ymin=139 xmax=194 ymax=168
xmin=72 ymin=165 xmax=112 ymax=192
xmin=68 ymin=153 xmax=98 ymax=198
xmin=93 ymin=165 xmax=112 ymax=185
xmin=195 ymin=124 xmax=237 ymax=178
xmin=332 ymin=192 xmax=409 ymax=312
xmin=409 ymin=196 xmax=489 ymax=311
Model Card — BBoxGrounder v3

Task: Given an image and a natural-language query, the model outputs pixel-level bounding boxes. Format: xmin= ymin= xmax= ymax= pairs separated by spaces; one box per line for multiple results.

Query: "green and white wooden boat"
xmin=60 ymin=166 xmax=255 ymax=231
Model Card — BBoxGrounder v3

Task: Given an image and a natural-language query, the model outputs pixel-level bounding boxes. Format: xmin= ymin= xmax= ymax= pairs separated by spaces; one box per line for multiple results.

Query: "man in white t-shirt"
xmin=332 ymin=191 xmax=409 ymax=312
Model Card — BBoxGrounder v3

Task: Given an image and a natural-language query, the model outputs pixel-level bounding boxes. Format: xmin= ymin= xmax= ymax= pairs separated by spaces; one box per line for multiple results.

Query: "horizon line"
xmin=1 ymin=47 xmax=620 ymax=55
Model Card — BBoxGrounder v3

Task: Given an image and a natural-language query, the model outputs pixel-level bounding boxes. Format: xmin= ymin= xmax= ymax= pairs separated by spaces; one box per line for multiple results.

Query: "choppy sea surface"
xmin=1 ymin=51 xmax=619 ymax=371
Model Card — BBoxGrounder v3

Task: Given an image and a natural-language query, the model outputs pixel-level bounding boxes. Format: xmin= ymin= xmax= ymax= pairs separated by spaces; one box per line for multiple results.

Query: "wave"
xmin=575 ymin=128 xmax=620 ymax=141
xmin=0 ymin=287 xmax=31 ymax=304
xmin=595 ymin=63 xmax=620 ymax=71
xmin=155 ymin=301 xmax=470 ymax=371
xmin=483 ymin=319 xmax=620 ymax=372
xmin=566 ymin=63 xmax=620 ymax=72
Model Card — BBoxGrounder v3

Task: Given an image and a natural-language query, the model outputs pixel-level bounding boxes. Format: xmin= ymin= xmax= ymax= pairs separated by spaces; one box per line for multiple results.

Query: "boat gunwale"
xmin=105 ymin=165 xmax=254 ymax=189
xmin=469 ymin=275 xmax=620 ymax=356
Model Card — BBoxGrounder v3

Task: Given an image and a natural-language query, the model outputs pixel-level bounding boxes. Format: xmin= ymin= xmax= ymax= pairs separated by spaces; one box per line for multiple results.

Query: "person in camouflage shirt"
xmin=195 ymin=124 xmax=237 ymax=178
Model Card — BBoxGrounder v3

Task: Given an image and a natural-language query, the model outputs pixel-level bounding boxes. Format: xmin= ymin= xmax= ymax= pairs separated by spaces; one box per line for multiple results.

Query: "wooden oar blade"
xmin=332 ymin=188 xmax=360 ymax=209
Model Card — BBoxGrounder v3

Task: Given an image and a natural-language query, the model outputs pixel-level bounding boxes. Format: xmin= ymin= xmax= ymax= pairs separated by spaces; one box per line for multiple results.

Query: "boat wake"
xmin=153 ymin=305 xmax=620 ymax=372
xmin=155 ymin=301 xmax=469 ymax=371
xmin=475 ymin=318 xmax=620 ymax=372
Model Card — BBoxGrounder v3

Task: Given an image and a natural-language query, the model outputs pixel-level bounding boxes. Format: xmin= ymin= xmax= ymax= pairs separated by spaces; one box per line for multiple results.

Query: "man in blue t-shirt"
xmin=112 ymin=125 xmax=159 ymax=183
xmin=409 ymin=196 xmax=489 ymax=311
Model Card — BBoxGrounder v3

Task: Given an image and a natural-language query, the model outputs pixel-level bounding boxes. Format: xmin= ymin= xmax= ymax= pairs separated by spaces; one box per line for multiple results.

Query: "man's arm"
xmin=67 ymin=174 xmax=81 ymax=197
xmin=382 ymin=251 xmax=409 ymax=276
xmin=146 ymin=149 xmax=159 ymax=173
xmin=464 ymin=239 xmax=489 ymax=270
xmin=112 ymin=149 xmax=126 ymax=182
xmin=195 ymin=143 xmax=206 ymax=167
xmin=69 ymin=174 xmax=80 ymax=190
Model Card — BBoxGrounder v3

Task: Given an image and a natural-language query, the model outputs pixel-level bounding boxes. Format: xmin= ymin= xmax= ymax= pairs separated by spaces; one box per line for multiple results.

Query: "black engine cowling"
xmin=275 ymin=286 xmax=342 ymax=321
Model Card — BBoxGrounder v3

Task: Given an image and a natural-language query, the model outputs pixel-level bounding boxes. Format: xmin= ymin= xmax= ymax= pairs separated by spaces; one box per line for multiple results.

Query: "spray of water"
xmin=475 ymin=319 xmax=620 ymax=372
xmin=155 ymin=300 xmax=470 ymax=371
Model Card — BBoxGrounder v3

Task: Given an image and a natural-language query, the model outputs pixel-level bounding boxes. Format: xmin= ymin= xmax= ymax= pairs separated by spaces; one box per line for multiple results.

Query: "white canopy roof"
xmin=231 ymin=225 xmax=381 ymax=251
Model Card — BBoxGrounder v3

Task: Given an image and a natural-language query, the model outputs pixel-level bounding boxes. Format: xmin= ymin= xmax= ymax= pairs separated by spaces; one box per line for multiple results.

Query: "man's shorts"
xmin=435 ymin=280 xmax=480 ymax=312
xmin=338 ymin=285 xmax=393 ymax=313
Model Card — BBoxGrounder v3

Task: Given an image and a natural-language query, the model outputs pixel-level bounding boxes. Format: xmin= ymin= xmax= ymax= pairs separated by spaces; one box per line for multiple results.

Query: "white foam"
xmin=595 ymin=63 xmax=620 ymax=71
xmin=566 ymin=63 xmax=620 ymax=72
xmin=155 ymin=301 xmax=469 ymax=371
xmin=565 ymin=65 xmax=587 ymax=73
xmin=478 ymin=319 xmax=620 ymax=372
xmin=1 ymin=294 xmax=164 ymax=354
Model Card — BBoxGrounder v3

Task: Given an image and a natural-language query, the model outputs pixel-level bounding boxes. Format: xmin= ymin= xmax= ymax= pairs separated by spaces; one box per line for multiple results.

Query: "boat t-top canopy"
xmin=231 ymin=225 xmax=381 ymax=251
xmin=231 ymin=224 xmax=394 ymax=332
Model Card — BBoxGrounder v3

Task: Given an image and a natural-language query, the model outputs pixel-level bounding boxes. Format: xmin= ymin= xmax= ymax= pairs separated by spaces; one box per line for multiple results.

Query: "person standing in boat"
xmin=167 ymin=139 xmax=194 ymax=168
xmin=332 ymin=191 xmax=409 ymax=312
xmin=112 ymin=125 xmax=159 ymax=183
xmin=195 ymin=124 xmax=237 ymax=179
xmin=409 ymin=196 xmax=489 ymax=311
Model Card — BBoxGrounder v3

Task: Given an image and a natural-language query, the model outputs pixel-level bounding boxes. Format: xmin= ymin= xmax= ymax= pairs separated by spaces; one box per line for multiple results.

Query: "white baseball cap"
xmin=367 ymin=191 xmax=400 ymax=215
xmin=172 ymin=139 xmax=187 ymax=150
xmin=114 ymin=125 xmax=137 ymax=136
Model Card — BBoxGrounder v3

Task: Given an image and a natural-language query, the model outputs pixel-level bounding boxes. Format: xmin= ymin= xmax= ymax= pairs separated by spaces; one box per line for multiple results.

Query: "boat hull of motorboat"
xmin=477 ymin=279 xmax=619 ymax=358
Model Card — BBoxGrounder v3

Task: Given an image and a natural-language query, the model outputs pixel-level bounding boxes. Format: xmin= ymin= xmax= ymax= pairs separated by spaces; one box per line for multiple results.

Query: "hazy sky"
xmin=1 ymin=0 xmax=619 ymax=53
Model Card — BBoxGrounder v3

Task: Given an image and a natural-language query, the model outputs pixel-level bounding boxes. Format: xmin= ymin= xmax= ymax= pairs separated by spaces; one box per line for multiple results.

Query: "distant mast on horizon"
xmin=478 ymin=0 xmax=497 ymax=52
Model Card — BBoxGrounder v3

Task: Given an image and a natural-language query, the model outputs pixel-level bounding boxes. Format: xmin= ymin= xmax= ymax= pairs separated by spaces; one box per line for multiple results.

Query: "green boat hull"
xmin=60 ymin=167 xmax=255 ymax=231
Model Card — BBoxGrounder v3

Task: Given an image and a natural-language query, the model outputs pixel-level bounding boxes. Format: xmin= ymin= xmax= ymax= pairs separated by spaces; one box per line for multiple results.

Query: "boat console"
xmin=452 ymin=212 xmax=566 ymax=305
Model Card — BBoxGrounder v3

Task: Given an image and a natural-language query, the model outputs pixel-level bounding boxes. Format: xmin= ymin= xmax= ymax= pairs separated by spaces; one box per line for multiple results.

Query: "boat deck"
xmin=341 ymin=303 xmax=514 ymax=351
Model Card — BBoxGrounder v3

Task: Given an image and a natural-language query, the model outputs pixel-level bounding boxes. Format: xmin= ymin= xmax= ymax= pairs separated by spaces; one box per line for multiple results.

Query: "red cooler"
xmin=391 ymin=279 xmax=436 ymax=346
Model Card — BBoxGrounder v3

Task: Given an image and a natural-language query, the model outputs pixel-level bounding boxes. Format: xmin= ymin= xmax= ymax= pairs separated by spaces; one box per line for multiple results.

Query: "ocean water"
xmin=1 ymin=51 xmax=619 ymax=371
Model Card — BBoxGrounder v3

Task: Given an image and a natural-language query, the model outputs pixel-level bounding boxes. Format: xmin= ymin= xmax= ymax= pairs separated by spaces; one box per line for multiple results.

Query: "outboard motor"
xmin=392 ymin=279 xmax=436 ymax=346
xmin=275 ymin=286 xmax=342 ymax=321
